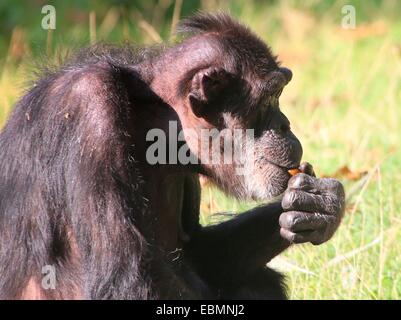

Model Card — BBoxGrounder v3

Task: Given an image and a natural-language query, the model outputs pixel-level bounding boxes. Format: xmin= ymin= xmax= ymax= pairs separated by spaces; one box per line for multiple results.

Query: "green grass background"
xmin=0 ymin=0 xmax=400 ymax=299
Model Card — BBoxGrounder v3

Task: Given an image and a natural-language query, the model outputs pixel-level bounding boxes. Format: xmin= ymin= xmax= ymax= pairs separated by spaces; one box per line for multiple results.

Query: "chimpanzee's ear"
xmin=188 ymin=67 xmax=233 ymax=118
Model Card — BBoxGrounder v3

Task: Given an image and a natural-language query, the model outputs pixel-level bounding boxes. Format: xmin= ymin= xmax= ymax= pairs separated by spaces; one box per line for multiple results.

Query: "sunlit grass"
xmin=199 ymin=4 xmax=401 ymax=299
xmin=0 ymin=1 xmax=400 ymax=299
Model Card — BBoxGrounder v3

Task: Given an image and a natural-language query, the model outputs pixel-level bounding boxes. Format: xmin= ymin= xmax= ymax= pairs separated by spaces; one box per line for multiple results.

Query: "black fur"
xmin=0 ymin=13 xmax=292 ymax=299
xmin=0 ymin=49 xmax=153 ymax=298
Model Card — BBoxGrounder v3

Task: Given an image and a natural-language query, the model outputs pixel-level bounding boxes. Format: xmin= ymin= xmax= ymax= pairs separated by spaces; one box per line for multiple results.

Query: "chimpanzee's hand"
xmin=279 ymin=168 xmax=345 ymax=245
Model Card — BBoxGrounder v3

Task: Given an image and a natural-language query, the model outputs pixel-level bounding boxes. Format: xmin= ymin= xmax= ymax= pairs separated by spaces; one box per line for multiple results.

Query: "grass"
xmin=1 ymin=0 xmax=400 ymax=299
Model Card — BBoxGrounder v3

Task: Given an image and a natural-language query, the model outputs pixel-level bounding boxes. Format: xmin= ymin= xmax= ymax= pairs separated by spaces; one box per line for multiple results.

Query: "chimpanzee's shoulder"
xmin=27 ymin=43 xmax=162 ymax=88
xmin=63 ymin=43 xmax=163 ymax=69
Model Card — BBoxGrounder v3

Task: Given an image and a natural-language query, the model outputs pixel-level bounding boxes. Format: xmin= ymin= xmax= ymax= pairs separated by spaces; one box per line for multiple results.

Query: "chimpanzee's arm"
xmin=185 ymin=174 xmax=345 ymax=287
xmin=185 ymin=202 xmax=289 ymax=285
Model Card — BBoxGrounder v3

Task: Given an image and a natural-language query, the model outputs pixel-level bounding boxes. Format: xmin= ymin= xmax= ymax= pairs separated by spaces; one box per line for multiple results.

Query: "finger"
xmin=299 ymin=162 xmax=316 ymax=177
xmin=288 ymin=173 xmax=319 ymax=193
xmin=310 ymin=178 xmax=346 ymax=216
xmin=315 ymin=178 xmax=346 ymax=197
xmin=289 ymin=171 xmax=344 ymax=196
xmin=282 ymin=189 xmax=330 ymax=213
xmin=291 ymin=175 xmax=344 ymax=196
xmin=280 ymin=228 xmax=321 ymax=244
xmin=279 ymin=211 xmax=331 ymax=232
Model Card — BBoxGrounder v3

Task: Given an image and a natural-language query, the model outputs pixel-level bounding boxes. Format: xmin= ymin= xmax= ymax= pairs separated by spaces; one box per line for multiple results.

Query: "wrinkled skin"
xmin=280 ymin=163 xmax=345 ymax=245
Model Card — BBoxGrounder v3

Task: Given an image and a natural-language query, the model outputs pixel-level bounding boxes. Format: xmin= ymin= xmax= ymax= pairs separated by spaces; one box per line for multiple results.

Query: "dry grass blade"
xmin=268 ymin=257 xmax=317 ymax=276
xmin=89 ymin=11 xmax=97 ymax=44
xmin=170 ymin=0 xmax=183 ymax=36
xmin=324 ymin=235 xmax=382 ymax=268
xmin=99 ymin=7 xmax=120 ymax=38
xmin=138 ymin=19 xmax=163 ymax=43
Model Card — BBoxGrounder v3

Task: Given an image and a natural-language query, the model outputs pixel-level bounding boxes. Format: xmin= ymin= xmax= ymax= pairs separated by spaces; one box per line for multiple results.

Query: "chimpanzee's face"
xmin=183 ymin=65 xmax=303 ymax=201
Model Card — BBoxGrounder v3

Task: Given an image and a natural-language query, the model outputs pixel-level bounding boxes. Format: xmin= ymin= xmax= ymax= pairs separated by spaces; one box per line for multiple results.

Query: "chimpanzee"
xmin=0 ymin=13 xmax=345 ymax=299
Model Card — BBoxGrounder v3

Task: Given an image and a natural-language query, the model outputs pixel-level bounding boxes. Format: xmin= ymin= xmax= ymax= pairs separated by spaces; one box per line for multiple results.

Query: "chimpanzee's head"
xmin=151 ymin=13 xmax=303 ymax=201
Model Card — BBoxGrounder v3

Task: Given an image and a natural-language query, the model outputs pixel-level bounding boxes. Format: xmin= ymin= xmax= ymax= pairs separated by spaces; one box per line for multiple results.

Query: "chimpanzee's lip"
xmin=265 ymin=159 xmax=300 ymax=172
